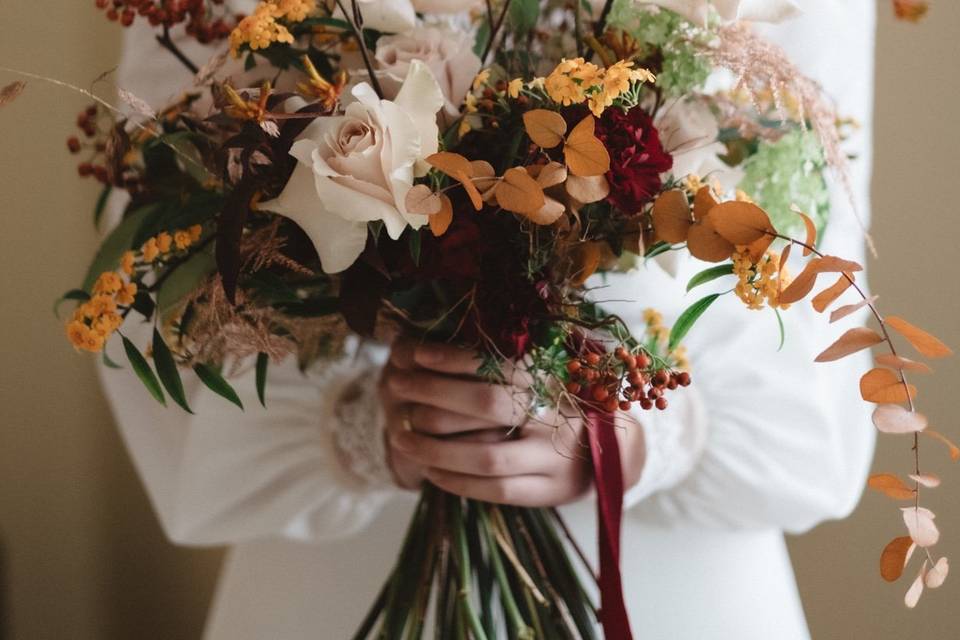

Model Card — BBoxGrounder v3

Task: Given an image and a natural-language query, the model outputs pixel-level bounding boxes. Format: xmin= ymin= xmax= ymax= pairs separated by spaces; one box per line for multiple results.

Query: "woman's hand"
xmin=380 ymin=340 xmax=646 ymax=507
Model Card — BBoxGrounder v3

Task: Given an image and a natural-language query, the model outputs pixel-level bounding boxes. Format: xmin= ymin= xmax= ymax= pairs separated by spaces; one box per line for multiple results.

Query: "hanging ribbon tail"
xmin=586 ymin=407 xmax=634 ymax=640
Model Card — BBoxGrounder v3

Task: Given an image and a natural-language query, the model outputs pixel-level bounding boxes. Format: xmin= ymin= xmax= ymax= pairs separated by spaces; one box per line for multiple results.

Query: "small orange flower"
xmin=188 ymin=224 xmax=203 ymax=242
xmin=121 ymin=251 xmax=136 ymax=276
xmin=142 ymin=238 xmax=160 ymax=263
xmin=156 ymin=232 xmax=173 ymax=254
xmin=93 ymin=271 xmax=123 ymax=296
xmin=174 ymin=230 xmax=192 ymax=251
xmin=116 ymin=282 xmax=138 ymax=306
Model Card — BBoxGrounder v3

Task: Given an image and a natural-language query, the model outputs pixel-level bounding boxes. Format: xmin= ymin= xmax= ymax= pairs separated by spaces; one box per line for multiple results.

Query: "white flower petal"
xmin=258 ymin=165 xmax=369 ymax=273
xmin=393 ymin=60 xmax=444 ymax=175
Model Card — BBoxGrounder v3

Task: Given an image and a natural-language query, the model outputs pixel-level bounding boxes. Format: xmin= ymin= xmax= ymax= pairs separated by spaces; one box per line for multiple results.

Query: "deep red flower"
xmin=594 ymin=105 xmax=673 ymax=215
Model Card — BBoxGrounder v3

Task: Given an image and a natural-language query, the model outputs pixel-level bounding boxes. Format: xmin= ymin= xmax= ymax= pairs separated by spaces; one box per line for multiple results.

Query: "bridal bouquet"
xmin=0 ymin=0 xmax=948 ymax=635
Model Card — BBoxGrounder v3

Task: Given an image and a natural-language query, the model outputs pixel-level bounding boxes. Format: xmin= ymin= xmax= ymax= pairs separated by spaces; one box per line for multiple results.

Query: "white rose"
xmin=655 ymin=97 xmax=743 ymax=189
xmin=375 ymin=26 xmax=481 ymax=119
xmin=412 ymin=0 xmax=482 ymax=12
xmin=260 ymin=61 xmax=444 ymax=273
xmin=641 ymin=0 xmax=801 ymax=24
xmin=337 ymin=0 xmax=417 ymax=34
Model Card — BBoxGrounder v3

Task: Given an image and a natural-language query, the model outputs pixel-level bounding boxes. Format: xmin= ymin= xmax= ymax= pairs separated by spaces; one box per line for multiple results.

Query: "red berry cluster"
xmin=565 ymin=346 xmax=691 ymax=413
xmin=94 ymin=0 xmax=236 ymax=42
xmin=68 ymin=104 xmax=140 ymax=191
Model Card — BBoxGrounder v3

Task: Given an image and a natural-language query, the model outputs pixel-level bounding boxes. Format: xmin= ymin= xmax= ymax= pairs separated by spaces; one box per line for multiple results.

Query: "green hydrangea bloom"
xmin=738 ymin=128 xmax=831 ymax=236
xmin=606 ymin=1 xmax=712 ymax=96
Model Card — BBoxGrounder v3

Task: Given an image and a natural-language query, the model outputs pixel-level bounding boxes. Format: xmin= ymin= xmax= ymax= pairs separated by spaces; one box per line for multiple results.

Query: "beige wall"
xmin=0 ymin=3 xmax=956 ymax=639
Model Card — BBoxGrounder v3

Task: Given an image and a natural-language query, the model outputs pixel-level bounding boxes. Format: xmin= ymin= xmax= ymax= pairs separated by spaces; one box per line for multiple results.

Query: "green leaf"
xmin=193 ymin=363 xmax=244 ymax=410
xmin=157 ymin=250 xmax=216 ymax=316
xmin=102 ymin=350 xmax=123 ymax=370
xmin=255 ymin=352 xmax=268 ymax=408
xmin=643 ymin=241 xmax=673 ymax=261
xmin=54 ymin=289 xmax=90 ymax=318
xmin=509 ymin=0 xmax=540 ymax=34
xmin=774 ymin=308 xmax=786 ymax=352
xmin=93 ymin=185 xmax=112 ymax=230
xmin=82 ymin=204 xmax=155 ymax=292
xmin=152 ymin=328 xmax=192 ymax=413
xmin=669 ymin=294 xmax=720 ymax=352
xmin=686 ymin=263 xmax=735 ymax=293
xmin=121 ymin=335 xmax=165 ymax=406
xmin=409 ymin=231 xmax=422 ymax=267
xmin=473 ymin=19 xmax=491 ymax=57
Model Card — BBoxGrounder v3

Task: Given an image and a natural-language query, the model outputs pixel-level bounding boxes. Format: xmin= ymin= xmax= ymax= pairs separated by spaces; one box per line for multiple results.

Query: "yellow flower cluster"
xmin=733 ymin=249 xmax=793 ymax=311
xmin=141 ymin=225 xmax=203 ymax=264
xmin=545 ymin=58 xmax=655 ymax=117
xmin=65 ymin=224 xmax=203 ymax=353
xmin=229 ymin=0 xmax=317 ymax=57
xmin=66 ymin=273 xmax=136 ymax=353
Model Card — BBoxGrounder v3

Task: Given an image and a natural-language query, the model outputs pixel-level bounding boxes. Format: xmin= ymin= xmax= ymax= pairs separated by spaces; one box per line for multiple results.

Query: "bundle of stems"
xmin=353 ymin=486 xmax=599 ymax=639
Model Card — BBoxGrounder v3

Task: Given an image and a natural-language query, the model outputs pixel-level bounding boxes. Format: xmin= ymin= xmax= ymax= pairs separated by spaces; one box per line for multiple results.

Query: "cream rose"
xmin=628 ymin=0 xmax=801 ymax=24
xmin=656 ymin=97 xmax=742 ymax=189
xmin=374 ymin=26 xmax=481 ymax=119
xmin=336 ymin=0 xmax=417 ymax=34
xmin=412 ymin=0 xmax=482 ymax=12
xmin=259 ymin=61 xmax=444 ymax=273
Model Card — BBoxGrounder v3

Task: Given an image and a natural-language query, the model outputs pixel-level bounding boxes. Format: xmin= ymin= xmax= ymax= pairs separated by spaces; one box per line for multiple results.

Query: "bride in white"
xmin=101 ymin=1 xmax=877 ymax=638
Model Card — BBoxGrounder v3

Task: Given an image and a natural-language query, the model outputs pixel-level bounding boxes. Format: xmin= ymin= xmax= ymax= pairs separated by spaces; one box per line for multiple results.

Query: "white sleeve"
xmin=98 ymin=324 xmax=400 ymax=547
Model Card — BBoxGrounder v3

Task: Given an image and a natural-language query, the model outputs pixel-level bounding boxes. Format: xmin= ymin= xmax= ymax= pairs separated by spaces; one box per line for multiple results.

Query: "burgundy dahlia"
xmin=595 ymin=105 xmax=673 ymax=215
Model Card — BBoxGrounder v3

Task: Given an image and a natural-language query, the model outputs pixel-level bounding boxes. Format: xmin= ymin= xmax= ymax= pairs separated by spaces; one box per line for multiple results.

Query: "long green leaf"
xmin=669 ymin=294 xmax=721 ymax=352
xmin=82 ymin=204 xmax=156 ymax=292
xmin=121 ymin=335 xmax=165 ymax=406
xmin=774 ymin=308 xmax=786 ymax=352
xmin=686 ymin=263 xmax=735 ymax=293
xmin=152 ymin=328 xmax=192 ymax=413
xmin=156 ymin=250 xmax=216 ymax=317
xmin=193 ymin=363 xmax=243 ymax=410
xmin=509 ymin=0 xmax=540 ymax=34
xmin=255 ymin=352 xmax=269 ymax=408
xmin=102 ymin=350 xmax=123 ymax=370
xmin=93 ymin=185 xmax=112 ymax=229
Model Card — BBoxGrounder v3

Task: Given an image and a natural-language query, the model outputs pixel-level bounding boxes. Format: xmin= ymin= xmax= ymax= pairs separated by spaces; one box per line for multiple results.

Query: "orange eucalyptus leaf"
xmin=564 ymin=116 xmax=610 ymax=177
xmin=692 ymin=186 xmax=717 ymax=221
xmin=860 ymin=368 xmax=917 ymax=403
xmin=794 ymin=208 xmax=817 ymax=256
xmin=885 ymin=316 xmax=953 ymax=359
xmin=872 ymin=404 xmax=928 ymax=434
xmin=811 ymin=274 xmax=852 ymax=313
xmin=495 ymin=167 xmax=546 ymax=214
xmin=457 ymin=171 xmax=484 ymax=210
xmin=813 ymin=255 xmax=863 ymax=274
xmin=875 ymin=353 xmax=934 ymax=374
xmin=532 ymin=161 xmax=568 ymax=189
xmin=523 ymin=109 xmax=567 ymax=149
xmin=880 ymin=536 xmax=915 ymax=582
xmin=708 ymin=201 xmax=773 ymax=245
xmin=830 ymin=295 xmax=878 ymax=323
xmin=429 ymin=194 xmax=453 ymax=237
xmin=651 ymin=190 xmax=693 ymax=243
xmin=565 ymin=174 xmax=609 ymax=203
xmin=894 ymin=0 xmax=929 ymax=22
xmin=427 ymin=151 xmax=473 ymax=179
xmin=868 ymin=473 xmax=916 ymax=500
xmin=523 ymin=198 xmax=566 ymax=225
xmin=779 ymin=258 xmax=822 ymax=305
xmin=815 ymin=327 xmax=883 ymax=362
xmin=921 ymin=430 xmax=960 ymax=461
xmin=571 ymin=241 xmax=604 ymax=286
xmin=405 ymin=184 xmax=443 ymax=216
xmin=686 ymin=217 xmax=734 ymax=263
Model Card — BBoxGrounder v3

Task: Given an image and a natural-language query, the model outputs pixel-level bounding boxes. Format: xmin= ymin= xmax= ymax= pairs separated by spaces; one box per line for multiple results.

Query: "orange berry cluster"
xmin=94 ymin=0 xmax=236 ymax=42
xmin=565 ymin=347 xmax=690 ymax=413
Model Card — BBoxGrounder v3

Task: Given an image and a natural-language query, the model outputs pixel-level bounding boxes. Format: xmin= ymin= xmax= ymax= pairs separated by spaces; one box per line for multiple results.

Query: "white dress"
xmin=102 ymin=1 xmax=877 ymax=638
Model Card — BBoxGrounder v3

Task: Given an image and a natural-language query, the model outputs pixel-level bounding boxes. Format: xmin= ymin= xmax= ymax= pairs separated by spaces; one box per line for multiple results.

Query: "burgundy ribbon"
xmin=586 ymin=408 xmax=634 ymax=640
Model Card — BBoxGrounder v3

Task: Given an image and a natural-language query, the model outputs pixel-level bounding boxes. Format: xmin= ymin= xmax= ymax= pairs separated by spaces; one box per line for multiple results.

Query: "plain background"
xmin=0 ymin=2 xmax=957 ymax=638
